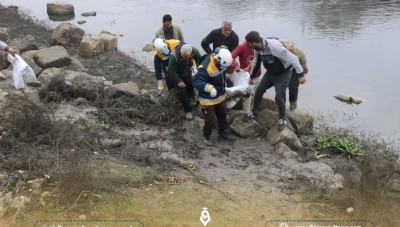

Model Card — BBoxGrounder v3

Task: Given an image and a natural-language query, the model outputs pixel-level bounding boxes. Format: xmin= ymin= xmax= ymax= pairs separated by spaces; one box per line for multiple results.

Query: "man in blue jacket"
xmin=242 ymin=31 xmax=306 ymax=130
xmin=193 ymin=46 xmax=235 ymax=146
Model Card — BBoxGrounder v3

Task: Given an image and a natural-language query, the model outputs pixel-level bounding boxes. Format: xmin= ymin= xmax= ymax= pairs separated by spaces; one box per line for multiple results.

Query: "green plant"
xmin=315 ymin=134 xmax=363 ymax=158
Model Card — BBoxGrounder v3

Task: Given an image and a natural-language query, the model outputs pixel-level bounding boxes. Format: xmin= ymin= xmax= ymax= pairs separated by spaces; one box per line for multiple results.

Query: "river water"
xmin=2 ymin=0 xmax=400 ymax=148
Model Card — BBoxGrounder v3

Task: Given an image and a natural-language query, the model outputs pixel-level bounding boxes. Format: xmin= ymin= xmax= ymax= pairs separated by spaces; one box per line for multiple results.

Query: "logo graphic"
xmin=279 ymin=223 xmax=289 ymax=227
xmin=199 ymin=207 xmax=211 ymax=226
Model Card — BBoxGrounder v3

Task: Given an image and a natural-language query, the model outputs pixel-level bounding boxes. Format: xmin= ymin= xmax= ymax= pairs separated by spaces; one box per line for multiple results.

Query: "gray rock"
xmin=104 ymin=81 xmax=139 ymax=98
xmin=9 ymin=35 xmax=38 ymax=52
xmin=258 ymin=95 xmax=278 ymax=112
xmin=39 ymin=68 xmax=105 ymax=101
xmin=230 ymin=114 xmax=264 ymax=138
xmin=81 ymin=11 xmax=96 ymax=17
xmin=79 ymin=36 xmax=104 ymax=58
xmin=19 ymin=55 xmax=43 ymax=76
xmin=77 ymin=20 xmax=87 ymax=25
xmin=267 ymin=126 xmax=302 ymax=151
xmin=296 ymin=162 xmax=335 ymax=189
xmin=63 ymin=57 xmax=85 ymax=72
xmin=99 ymin=31 xmax=118 ymax=51
xmin=256 ymin=109 xmax=295 ymax=132
xmin=51 ymin=22 xmax=85 ymax=46
xmin=47 ymin=2 xmax=75 ymax=15
xmin=287 ymin=106 xmax=315 ymax=135
xmin=275 ymin=142 xmax=298 ymax=159
xmin=34 ymin=46 xmax=71 ymax=69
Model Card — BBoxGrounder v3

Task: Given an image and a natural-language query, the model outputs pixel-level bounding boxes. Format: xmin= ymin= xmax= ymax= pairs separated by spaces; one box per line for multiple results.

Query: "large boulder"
xmin=34 ymin=46 xmax=71 ymax=69
xmin=63 ymin=57 xmax=85 ymax=72
xmin=99 ymin=31 xmax=118 ymax=51
xmin=287 ymin=106 xmax=314 ymax=135
xmin=267 ymin=126 xmax=302 ymax=151
xmin=79 ymin=36 xmax=104 ymax=58
xmin=9 ymin=35 xmax=38 ymax=52
xmin=258 ymin=95 xmax=279 ymax=112
xmin=296 ymin=162 xmax=341 ymax=189
xmin=104 ymin=81 xmax=139 ymax=98
xmin=256 ymin=109 xmax=294 ymax=132
xmin=38 ymin=68 xmax=105 ymax=101
xmin=51 ymin=22 xmax=85 ymax=46
xmin=230 ymin=114 xmax=264 ymax=138
xmin=47 ymin=2 xmax=75 ymax=15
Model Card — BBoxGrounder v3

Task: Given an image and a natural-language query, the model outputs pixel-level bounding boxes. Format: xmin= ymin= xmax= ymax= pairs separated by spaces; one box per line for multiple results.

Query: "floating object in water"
xmin=142 ymin=43 xmax=155 ymax=52
xmin=334 ymin=95 xmax=362 ymax=105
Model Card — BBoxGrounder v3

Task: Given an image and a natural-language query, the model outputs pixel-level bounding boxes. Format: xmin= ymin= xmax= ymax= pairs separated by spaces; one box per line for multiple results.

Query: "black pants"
xmin=176 ymin=74 xmax=195 ymax=113
xmin=252 ymin=69 xmax=292 ymax=119
xmin=288 ymin=70 xmax=299 ymax=103
xmin=201 ymin=100 xmax=228 ymax=139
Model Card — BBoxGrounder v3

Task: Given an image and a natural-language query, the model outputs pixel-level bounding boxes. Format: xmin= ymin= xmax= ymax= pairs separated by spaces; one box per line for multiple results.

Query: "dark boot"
xmin=219 ymin=129 xmax=235 ymax=141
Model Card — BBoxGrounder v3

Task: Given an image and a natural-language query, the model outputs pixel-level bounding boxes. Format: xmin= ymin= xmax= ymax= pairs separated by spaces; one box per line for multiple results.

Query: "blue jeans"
xmin=252 ymin=69 xmax=292 ymax=119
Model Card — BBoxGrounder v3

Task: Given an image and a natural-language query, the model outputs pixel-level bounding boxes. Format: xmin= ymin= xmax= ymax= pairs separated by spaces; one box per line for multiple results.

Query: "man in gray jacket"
xmin=242 ymin=31 xmax=306 ymax=130
xmin=155 ymin=14 xmax=184 ymax=41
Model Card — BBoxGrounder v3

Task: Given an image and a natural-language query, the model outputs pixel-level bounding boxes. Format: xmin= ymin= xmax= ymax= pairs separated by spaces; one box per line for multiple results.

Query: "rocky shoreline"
xmin=1 ymin=3 xmax=400 ymax=226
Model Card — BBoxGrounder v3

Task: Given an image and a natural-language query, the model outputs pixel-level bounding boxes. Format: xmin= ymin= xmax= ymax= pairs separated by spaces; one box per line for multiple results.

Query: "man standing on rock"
xmin=242 ymin=31 xmax=306 ymax=130
xmin=0 ymin=40 xmax=19 ymax=56
xmin=155 ymin=14 xmax=184 ymax=41
xmin=277 ymin=38 xmax=309 ymax=111
xmin=201 ymin=21 xmax=239 ymax=54
xmin=168 ymin=43 xmax=201 ymax=120
xmin=193 ymin=46 xmax=235 ymax=146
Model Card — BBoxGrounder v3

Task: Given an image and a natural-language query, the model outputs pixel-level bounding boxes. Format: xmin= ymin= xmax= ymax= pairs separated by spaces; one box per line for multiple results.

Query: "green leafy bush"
xmin=315 ymin=134 xmax=363 ymax=158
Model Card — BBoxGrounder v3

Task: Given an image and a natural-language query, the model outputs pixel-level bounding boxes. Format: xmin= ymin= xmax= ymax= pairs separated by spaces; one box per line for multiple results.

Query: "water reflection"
xmin=205 ymin=0 xmax=400 ymax=40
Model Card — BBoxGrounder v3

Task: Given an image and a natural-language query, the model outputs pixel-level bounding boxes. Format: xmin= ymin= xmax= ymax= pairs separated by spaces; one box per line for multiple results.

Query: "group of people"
xmin=1 ymin=14 xmax=309 ymax=147
xmin=152 ymin=14 xmax=309 ymax=145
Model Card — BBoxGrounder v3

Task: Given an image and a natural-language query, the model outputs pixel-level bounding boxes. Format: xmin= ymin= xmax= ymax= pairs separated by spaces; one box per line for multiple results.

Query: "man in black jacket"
xmin=201 ymin=21 xmax=239 ymax=54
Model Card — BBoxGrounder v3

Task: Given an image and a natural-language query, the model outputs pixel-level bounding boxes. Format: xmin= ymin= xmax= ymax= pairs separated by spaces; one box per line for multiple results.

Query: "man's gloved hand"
xmin=210 ymin=88 xmax=217 ymax=97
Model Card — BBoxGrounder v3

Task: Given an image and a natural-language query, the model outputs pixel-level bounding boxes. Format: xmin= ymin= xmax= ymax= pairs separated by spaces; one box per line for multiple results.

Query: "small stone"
xmin=41 ymin=191 xmax=52 ymax=198
xmin=78 ymin=214 xmax=87 ymax=220
xmin=346 ymin=207 xmax=354 ymax=213
xmin=104 ymin=81 xmax=113 ymax=86
xmin=81 ymin=11 xmax=96 ymax=17
xmin=27 ymin=178 xmax=45 ymax=189
xmin=77 ymin=20 xmax=87 ymax=24
xmin=169 ymin=191 xmax=174 ymax=195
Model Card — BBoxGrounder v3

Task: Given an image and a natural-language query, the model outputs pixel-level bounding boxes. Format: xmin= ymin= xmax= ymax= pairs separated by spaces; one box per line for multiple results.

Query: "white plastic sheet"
xmin=7 ymin=54 xmax=39 ymax=89
xmin=225 ymin=70 xmax=254 ymax=109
